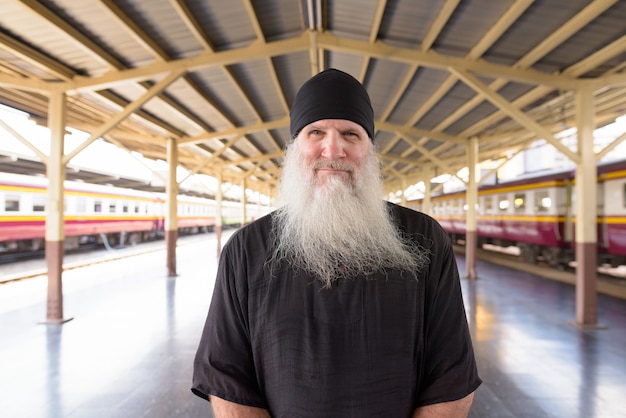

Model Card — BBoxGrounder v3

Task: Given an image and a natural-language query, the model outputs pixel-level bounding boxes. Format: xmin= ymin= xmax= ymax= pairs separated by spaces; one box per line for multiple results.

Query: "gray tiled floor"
xmin=460 ymin=258 xmax=626 ymax=418
xmin=1 ymin=232 xmax=625 ymax=417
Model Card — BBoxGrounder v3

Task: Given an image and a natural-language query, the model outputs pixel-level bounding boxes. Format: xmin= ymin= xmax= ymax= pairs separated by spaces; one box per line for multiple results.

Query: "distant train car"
xmin=602 ymin=160 xmax=626 ymax=260
xmin=406 ymin=159 xmax=626 ymax=268
xmin=0 ymin=172 xmax=271 ymax=254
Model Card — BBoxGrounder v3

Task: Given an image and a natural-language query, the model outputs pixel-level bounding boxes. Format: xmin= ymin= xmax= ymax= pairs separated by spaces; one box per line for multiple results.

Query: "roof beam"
xmin=451 ymin=68 xmax=581 ymax=164
xmin=377 ymin=121 xmax=466 ymax=145
xmin=381 ymin=0 xmax=535 ymax=177
xmin=65 ymin=24 xmax=591 ymax=95
xmin=0 ymin=31 xmax=74 ymax=81
xmin=67 ymin=32 xmax=310 ymax=92
xmin=19 ymin=0 xmax=124 ymax=71
xmin=421 ymin=0 xmax=460 ymax=51
xmin=373 ymin=0 xmax=453 ymax=142
xmin=178 ymin=117 xmax=289 ymax=145
xmin=356 ymin=0 xmax=387 ymax=81
xmin=229 ymin=150 xmax=284 ymax=166
xmin=101 ymin=0 xmax=169 ymax=61
xmin=0 ymin=74 xmax=51 ymax=93
xmin=397 ymin=133 xmax=454 ymax=176
xmin=418 ymin=0 xmax=535 ymax=132
xmin=243 ymin=0 xmax=266 ymax=42
xmin=63 ymin=69 xmax=185 ymax=165
xmin=569 ymin=35 xmax=626 ymax=79
xmin=16 ymin=0 xmax=212 ymax=149
xmin=380 ymin=153 xmax=428 ymax=167
xmin=317 ymin=32 xmax=581 ymax=89
xmin=453 ymin=1 xmax=623 ymax=139
xmin=169 ymin=0 xmax=215 ymax=51
xmin=595 ymin=71 xmax=626 ymax=89
xmin=515 ymin=0 xmax=619 ymax=69
xmin=462 ymin=36 xmax=626 ymax=140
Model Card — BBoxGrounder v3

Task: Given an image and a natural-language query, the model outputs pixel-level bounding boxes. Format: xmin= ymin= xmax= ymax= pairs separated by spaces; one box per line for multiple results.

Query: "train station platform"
xmin=1 ymin=231 xmax=625 ymax=418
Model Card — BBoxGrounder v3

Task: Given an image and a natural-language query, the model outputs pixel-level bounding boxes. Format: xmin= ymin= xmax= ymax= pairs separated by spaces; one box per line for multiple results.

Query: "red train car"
xmin=0 ymin=172 xmax=270 ymax=254
xmin=406 ymin=159 xmax=626 ymax=268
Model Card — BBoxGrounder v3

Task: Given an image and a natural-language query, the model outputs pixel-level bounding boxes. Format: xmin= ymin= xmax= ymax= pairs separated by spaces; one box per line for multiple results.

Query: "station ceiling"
xmin=0 ymin=0 xmax=624 ymax=196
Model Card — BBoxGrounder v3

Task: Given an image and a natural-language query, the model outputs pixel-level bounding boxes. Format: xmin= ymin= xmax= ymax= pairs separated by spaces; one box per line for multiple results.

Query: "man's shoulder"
xmin=385 ymin=201 xmax=436 ymax=224
xmin=241 ymin=210 xmax=275 ymax=232
xmin=386 ymin=201 xmax=449 ymax=240
xmin=223 ymin=211 xmax=275 ymax=250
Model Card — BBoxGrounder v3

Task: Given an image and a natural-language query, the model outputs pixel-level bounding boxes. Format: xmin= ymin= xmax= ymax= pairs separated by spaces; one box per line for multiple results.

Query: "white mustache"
xmin=312 ymin=159 xmax=355 ymax=173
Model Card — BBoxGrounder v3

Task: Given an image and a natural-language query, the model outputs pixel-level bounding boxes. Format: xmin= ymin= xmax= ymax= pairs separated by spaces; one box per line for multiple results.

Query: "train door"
xmin=564 ymin=179 xmax=573 ymax=244
xmin=598 ymin=181 xmax=607 ymax=250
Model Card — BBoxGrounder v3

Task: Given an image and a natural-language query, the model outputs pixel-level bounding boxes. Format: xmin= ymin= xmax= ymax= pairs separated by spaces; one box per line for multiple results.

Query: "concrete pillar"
xmin=45 ymin=91 xmax=71 ymax=324
xmin=422 ymin=164 xmax=432 ymax=215
xmin=215 ymin=170 xmax=223 ymax=257
xmin=574 ymin=86 xmax=598 ymax=326
xmin=465 ymin=137 xmax=479 ymax=279
xmin=166 ymin=138 xmax=178 ymax=277
xmin=241 ymin=177 xmax=247 ymax=227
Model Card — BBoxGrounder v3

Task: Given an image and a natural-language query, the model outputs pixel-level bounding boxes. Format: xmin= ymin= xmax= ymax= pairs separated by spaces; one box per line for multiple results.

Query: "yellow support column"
xmin=215 ymin=170 xmax=223 ymax=257
xmin=574 ymin=86 xmax=598 ymax=327
xmin=465 ymin=137 xmax=479 ymax=279
xmin=45 ymin=92 xmax=71 ymax=324
xmin=241 ymin=177 xmax=248 ymax=227
xmin=166 ymin=138 xmax=178 ymax=277
xmin=422 ymin=164 xmax=432 ymax=215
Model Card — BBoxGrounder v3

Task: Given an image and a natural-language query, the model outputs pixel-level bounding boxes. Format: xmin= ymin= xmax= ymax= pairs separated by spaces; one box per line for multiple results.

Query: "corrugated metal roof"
xmin=0 ymin=0 xmax=624 ymax=195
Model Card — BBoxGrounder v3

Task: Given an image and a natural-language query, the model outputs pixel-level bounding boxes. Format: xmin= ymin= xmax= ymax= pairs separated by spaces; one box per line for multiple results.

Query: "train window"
xmin=122 ymin=202 xmax=129 ymax=213
xmin=514 ymin=193 xmax=525 ymax=213
xmin=109 ymin=202 xmax=116 ymax=213
xmin=498 ymin=195 xmax=509 ymax=211
xmin=75 ymin=198 xmax=86 ymax=213
xmin=5 ymin=194 xmax=20 ymax=211
xmin=485 ymin=196 xmax=493 ymax=213
xmin=94 ymin=201 xmax=102 ymax=213
xmin=32 ymin=194 xmax=46 ymax=212
xmin=535 ymin=191 xmax=551 ymax=212
xmin=623 ymin=183 xmax=626 ymax=208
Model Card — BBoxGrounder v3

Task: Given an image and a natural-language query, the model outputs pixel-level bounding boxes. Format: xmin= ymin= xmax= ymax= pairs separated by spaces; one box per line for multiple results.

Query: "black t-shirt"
xmin=192 ymin=203 xmax=481 ymax=418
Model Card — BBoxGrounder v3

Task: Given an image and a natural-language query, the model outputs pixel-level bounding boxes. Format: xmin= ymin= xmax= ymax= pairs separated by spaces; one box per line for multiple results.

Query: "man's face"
xmin=294 ymin=119 xmax=371 ymax=187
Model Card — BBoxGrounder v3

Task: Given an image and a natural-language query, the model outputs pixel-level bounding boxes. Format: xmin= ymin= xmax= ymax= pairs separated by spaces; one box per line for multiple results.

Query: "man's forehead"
xmin=304 ymin=119 xmax=367 ymax=131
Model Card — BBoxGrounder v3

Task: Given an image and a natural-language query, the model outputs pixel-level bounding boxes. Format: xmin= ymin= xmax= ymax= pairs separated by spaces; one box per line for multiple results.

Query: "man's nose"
xmin=320 ymin=130 xmax=347 ymax=159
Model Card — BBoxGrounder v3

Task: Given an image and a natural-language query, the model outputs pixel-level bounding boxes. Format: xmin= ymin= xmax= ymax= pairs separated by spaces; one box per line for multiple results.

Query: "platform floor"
xmin=1 ymin=231 xmax=625 ymax=418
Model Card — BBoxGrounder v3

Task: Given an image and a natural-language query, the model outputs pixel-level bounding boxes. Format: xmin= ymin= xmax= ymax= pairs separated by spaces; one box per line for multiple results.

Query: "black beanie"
xmin=289 ymin=68 xmax=375 ymax=140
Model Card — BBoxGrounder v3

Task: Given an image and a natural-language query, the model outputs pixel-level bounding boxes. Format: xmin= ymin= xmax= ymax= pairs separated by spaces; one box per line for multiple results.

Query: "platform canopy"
xmin=0 ymin=0 xmax=624 ymax=196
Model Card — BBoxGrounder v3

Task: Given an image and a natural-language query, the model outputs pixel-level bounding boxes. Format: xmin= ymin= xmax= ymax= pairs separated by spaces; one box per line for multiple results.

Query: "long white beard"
xmin=270 ymin=142 xmax=428 ymax=288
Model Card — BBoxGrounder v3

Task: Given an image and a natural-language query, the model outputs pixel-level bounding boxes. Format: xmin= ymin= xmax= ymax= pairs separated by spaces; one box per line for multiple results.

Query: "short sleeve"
xmin=191 ymin=238 xmax=267 ymax=408
xmin=415 ymin=232 xmax=481 ymax=406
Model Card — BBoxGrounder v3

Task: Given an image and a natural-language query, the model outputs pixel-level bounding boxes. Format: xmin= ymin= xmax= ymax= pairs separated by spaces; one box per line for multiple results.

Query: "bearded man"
xmin=192 ymin=69 xmax=481 ymax=418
